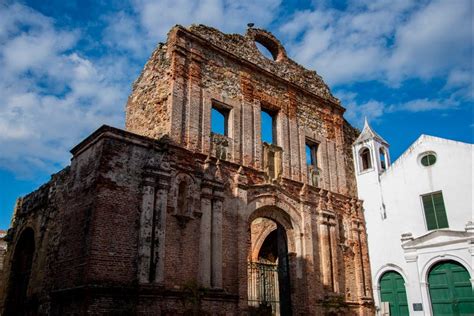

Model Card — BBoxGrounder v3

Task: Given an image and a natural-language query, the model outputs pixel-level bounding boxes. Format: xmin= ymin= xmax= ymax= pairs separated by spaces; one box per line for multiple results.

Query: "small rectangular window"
xmin=261 ymin=108 xmax=277 ymax=144
xmin=305 ymin=141 xmax=318 ymax=167
xmin=306 ymin=140 xmax=320 ymax=186
xmin=211 ymin=104 xmax=230 ymax=136
xmin=422 ymin=192 xmax=448 ymax=230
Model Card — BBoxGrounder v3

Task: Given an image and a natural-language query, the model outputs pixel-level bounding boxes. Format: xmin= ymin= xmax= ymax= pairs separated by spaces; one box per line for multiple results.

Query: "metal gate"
xmin=248 ymin=262 xmax=280 ymax=315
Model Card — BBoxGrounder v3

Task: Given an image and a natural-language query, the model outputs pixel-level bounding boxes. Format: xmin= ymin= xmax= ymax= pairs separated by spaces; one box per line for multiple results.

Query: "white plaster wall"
xmin=405 ymin=241 xmax=473 ymax=316
xmin=355 ymin=135 xmax=473 ymax=315
xmin=380 ymin=136 xmax=472 ymax=234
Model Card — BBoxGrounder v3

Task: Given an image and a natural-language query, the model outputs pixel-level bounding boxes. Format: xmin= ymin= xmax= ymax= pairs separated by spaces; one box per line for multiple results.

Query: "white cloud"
xmin=387 ymin=0 xmax=472 ymax=82
xmin=337 ymin=90 xmax=460 ymax=128
xmin=394 ymin=98 xmax=458 ymax=112
xmin=280 ymin=0 xmax=472 ymax=89
xmin=336 ymin=91 xmax=386 ymax=126
xmin=0 ymin=3 xmax=125 ymax=178
xmin=104 ymin=0 xmax=282 ymax=57
xmin=102 ymin=11 xmax=152 ymax=58
xmin=446 ymin=69 xmax=472 ymax=89
xmin=135 ymin=0 xmax=281 ymax=35
xmin=443 ymin=68 xmax=473 ymax=101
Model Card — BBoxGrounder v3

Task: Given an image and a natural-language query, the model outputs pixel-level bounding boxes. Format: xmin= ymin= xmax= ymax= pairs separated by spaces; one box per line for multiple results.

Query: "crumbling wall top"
xmin=181 ymin=24 xmax=340 ymax=105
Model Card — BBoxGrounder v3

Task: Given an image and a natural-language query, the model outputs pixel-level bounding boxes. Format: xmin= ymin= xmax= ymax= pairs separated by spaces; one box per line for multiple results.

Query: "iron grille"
xmin=248 ymin=261 xmax=280 ymax=315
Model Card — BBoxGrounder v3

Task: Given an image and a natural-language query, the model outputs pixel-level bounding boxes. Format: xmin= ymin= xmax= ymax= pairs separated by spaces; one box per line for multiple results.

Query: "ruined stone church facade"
xmin=0 ymin=25 xmax=374 ymax=315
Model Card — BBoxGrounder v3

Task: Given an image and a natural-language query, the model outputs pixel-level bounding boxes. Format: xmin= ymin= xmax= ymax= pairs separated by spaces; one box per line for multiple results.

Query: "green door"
xmin=428 ymin=261 xmax=474 ymax=316
xmin=380 ymin=271 xmax=409 ymax=316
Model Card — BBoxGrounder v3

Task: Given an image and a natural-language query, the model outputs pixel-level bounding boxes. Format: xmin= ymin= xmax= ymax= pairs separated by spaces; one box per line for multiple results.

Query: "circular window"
xmin=420 ymin=153 xmax=437 ymax=166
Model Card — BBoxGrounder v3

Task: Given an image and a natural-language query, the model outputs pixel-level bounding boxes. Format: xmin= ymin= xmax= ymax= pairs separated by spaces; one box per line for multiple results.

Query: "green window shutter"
xmin=433 ymin=192 xmax=448 ymax=228
xmin=423 ymin=195 xmax=437 ymax=230
xmin=422 ymin=192 xmax=449 ymax=230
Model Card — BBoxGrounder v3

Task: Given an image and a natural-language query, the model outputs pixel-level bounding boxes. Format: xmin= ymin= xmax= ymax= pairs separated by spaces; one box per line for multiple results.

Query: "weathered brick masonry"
xmin=0 ymin=25 xmax=374 ymax=315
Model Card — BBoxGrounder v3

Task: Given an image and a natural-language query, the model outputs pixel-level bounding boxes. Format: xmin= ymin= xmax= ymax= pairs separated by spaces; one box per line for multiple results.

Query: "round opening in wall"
xmin=420 ymin=153 xmax=437 ymax=166
xmin=255 ymin=41 xmax=276 ymax=60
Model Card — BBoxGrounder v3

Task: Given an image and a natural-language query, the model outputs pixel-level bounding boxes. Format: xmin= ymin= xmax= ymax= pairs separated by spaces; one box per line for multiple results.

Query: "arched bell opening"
xmin=359 ymin=147 xmax=372 ymax=171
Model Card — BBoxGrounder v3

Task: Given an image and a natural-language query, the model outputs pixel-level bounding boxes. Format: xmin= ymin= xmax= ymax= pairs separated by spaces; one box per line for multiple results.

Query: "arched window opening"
xmin=360 ymin=148 xmax=372 ymax=171
xmin=177 ymin=181 xmax=189 ymax=215
xmin=5 ymin=228 xmax=36 ymax=315
xmin=380 ymin=148 xmax=387 ymax=170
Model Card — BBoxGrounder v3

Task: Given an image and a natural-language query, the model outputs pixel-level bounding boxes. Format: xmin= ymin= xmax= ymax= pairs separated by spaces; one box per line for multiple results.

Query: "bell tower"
xmin=353 ymin=118 xmax=390 ymax=220
xmin=353 ymin=118 xmax=390 ymax=176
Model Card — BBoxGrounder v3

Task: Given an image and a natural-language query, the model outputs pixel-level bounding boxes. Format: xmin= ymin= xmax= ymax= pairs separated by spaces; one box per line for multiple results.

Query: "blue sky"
xmin=0 ymin=0 xmax=472 ymax=229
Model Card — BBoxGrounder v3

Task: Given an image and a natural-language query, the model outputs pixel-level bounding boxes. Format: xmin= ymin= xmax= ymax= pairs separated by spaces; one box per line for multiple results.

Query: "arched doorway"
xmin=428 ymin=260 xmax=474 ymax=316
xmin=379 ymin=271 xmax=408 ymax=316
xmin=248 ymin=217 xmax=292 ymax=316
xmin=4 ymin=228 xmax=36 ymax=315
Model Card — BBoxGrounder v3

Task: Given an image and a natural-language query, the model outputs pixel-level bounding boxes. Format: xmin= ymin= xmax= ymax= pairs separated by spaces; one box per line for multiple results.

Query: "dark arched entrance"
xmin=379 ymin=271 xmax=408 ymax=316
xmin=428 ymin=260 xmax=474 ymax=316
xmin=4 ymin=228 xmax=36 ymax=316
xmin=248 ymin=217 xmax=292 ymax=316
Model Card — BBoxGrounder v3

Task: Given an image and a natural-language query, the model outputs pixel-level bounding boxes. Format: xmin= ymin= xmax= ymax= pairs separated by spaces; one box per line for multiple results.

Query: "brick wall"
xmin=0 ymin=24 xmax=373 ymax=315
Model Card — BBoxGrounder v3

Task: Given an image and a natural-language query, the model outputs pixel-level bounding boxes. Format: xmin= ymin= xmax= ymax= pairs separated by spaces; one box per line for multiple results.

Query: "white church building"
xmin=353 ymin=120 xmax=473 ymax=316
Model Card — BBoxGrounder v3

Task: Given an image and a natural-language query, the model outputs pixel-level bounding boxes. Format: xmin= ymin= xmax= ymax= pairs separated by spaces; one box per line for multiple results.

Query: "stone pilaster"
xmin=233 ymin=167 xmax=249 ymax=310
xmin=153 ymin=169 xmax=171 ymax=283
xmin=352 ymin=219 xmax=368 ymax=299
xmin=211 ymin=190 xmax=224 ymax=288
xmin=198 ymin=158 xmax=224 ymax=289
xmin=198 ymin=180 xmax=213 ymax=287
xmin=138 ymin=155 xmax=171 ymax=284
xmin=138 ymin=174 xmax=156 ymax=284
xmin=240 ymin=72 xmax=254 ymax=166
xmin=320 ymin=139 xmax=331 ymax=190
xmin=253 ymin=102 xmax=262 ymax=169
xmin=187 ymin=49 xmax=204 ymax=151
xmin=169 ymin=47 xmax=188 ymax=144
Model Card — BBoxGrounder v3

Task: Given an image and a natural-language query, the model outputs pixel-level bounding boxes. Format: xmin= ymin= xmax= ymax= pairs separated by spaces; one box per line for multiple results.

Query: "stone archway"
xmin=247 ymin=206 xmax=296 ymax=316
xmin=250 ymin=218 xmax=276 ymax=262
xmin=4 ymin=227 xmax=36 ymax=316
